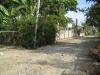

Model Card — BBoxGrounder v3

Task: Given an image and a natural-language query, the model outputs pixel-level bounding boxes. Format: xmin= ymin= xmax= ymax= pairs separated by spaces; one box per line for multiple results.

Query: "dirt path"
xmin=0 ymin=37 xmax=99 ymax=75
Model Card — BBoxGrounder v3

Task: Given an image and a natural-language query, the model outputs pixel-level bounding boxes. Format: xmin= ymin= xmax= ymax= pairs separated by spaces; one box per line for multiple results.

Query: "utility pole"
xmin=34 ymin=0 xmax=40 ymax=48
xmin=75 ymin=18 xmax=78 ymax=37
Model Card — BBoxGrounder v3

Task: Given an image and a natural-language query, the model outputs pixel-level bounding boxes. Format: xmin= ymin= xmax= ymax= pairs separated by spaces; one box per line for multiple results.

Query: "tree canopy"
xmin=86 ymin=0 xmax=100 ymax=31
xmin=0 ymin=0 xmax=77 ymax=29
xmin=0 ymin=0 xmax=77 ymax=48
xmin=86 ymin=0 xmax=100 ymax=3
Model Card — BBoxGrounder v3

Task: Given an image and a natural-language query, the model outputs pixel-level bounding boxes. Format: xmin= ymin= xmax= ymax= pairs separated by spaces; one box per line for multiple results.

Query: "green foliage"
xmin=16 ymin=16 xmax=35 ymax=48
xmin=85 ymin=26 xmax=94 ymax=35
xmin=15 ymin=15 xmax=57 ymax=48
xmin=0 ymin=4 xmax=9 ymax=16
xmin=40 ymin=0 xmax=77 ymax=15
xmin=86 ymin=3 xmax=100 ymax=25
xmin=40 ymin=0 xmax=77 ymax=28
xmin=37 ymin=15 xmax=57 ymax=46
xmin=0 ymin=0 xmax=77 ymax=48
xmin=86 ymin=0 xmax=100 ymax=3
xmin=96 ymin=32 xmax=100 ymax=37
xmin=86 ymin=0 xmax=100 ymax=31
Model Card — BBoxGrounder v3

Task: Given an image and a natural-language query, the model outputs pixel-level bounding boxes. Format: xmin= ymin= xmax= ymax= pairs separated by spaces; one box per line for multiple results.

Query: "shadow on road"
xmin=29 ymin=37 xmax=100 ymax=74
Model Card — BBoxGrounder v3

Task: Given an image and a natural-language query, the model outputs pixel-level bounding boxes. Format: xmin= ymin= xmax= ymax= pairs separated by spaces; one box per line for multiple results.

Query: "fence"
xmin=0 ymin=30 xmax=74 ymax=45
xmin=56 ymin=29 xmax=74 ymax=40
xmin=0 ymin=31 xmax=18 ymax=45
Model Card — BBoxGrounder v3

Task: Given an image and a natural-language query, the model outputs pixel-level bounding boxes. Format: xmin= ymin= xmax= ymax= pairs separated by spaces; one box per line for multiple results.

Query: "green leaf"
xmin=0 ymin=5 xmax=9 ymax=16
xmin=21 ymin=0 xmax=27 ymax=5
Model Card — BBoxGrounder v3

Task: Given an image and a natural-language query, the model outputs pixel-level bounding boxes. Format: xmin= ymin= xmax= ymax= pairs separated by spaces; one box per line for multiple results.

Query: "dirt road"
xmin=0 ymin=37 xmax=99 ymax=75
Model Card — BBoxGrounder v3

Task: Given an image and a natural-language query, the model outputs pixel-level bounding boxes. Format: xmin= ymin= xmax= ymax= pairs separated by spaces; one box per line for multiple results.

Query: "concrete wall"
xmin=56 ymin=30 xmax=74 ymax=40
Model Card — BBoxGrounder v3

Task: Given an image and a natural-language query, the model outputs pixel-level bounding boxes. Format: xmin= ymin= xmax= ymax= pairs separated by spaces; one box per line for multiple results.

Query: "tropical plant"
xmin=0 ymin=0 xmax=36 ymax=30
xmin=0 ymin=0 xmax=77 ymax=48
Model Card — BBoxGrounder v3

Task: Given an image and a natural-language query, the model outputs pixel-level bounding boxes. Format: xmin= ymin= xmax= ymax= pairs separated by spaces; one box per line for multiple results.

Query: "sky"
xmin=66 ymin=0 xmax=94 ymax=25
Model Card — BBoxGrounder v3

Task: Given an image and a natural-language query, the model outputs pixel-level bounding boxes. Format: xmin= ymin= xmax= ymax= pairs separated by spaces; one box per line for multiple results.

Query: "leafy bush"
xmin=16 ymin=16 xmax=35 ymax=48
xmin=37 ymin=16 xmax=57 ymax=46
xmin=96 ymin=32 xmax=100 ymax=37
xmin=17 ymin=15 xmax=57 ymax=48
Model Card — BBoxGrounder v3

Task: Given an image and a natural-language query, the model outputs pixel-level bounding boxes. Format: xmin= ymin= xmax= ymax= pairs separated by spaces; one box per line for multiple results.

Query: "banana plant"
xmin=0 ymin=0 xmax=36 ymax=18
xmin=0 ymin=0 xmax=36 ymax=30
xmin=0 ymin=4 xmax=9 ymax=16
xmin=11 ymin=0 xmax=36 ymax=16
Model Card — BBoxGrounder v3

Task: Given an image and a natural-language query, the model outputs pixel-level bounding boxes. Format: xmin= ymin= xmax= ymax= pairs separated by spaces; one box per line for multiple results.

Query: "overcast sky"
xmin=66 ymin=0 xmax=93 ymax=25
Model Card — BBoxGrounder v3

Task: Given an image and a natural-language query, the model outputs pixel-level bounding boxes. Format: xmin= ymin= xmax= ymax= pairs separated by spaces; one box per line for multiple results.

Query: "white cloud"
xmin=65 ymin=11 xmax=86 ymax=25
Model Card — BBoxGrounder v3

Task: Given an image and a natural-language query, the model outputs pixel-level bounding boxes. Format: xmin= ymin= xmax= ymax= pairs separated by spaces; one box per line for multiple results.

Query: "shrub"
xmin=17 ymin=16 xmax=35 ymax=48
xmin=39 ymin=16 xmax=57 ymax=45
xmin=17 ymin=15 xmax=57 ymax=48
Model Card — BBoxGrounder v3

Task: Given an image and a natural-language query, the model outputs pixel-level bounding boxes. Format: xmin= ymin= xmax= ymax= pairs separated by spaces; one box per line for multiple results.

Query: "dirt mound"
xmin=89 ymin=45 xmax=100 ymax=61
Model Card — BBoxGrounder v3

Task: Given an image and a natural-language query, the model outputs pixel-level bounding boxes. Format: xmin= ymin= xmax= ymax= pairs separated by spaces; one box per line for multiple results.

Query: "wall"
xmin=56 ymin=29 xmax=74 ymax=40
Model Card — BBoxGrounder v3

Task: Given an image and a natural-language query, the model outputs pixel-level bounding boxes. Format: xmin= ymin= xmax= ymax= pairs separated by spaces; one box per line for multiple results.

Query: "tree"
xmin=39 ymin=0 xmax=77 ymax=27
xmin=0 ymin=0 xmax=77 ymax=29
xmin=0 ymin=0 xmax=77 ymax=48
xmin=86 ymin=0 xmax=100 ymax=3
xmin=86 ymin=0 xmax=100 ymax=31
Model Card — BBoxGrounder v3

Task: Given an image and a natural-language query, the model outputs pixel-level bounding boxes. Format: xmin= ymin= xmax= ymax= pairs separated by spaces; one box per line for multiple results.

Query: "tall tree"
xmin=86 ymin=0 xmax=100 ymax=3
xmin=0 ymin=0 xmax=77 ymax=30
xmin=86 ymin=0 xmax=100 ymax=31
xmin=39 ymin=0 xmax=77 ymax=26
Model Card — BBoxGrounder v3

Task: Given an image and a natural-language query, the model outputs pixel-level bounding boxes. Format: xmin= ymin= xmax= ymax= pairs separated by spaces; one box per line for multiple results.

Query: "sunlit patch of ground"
xmin=0 ymin=37 xmax=99 ymax=75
